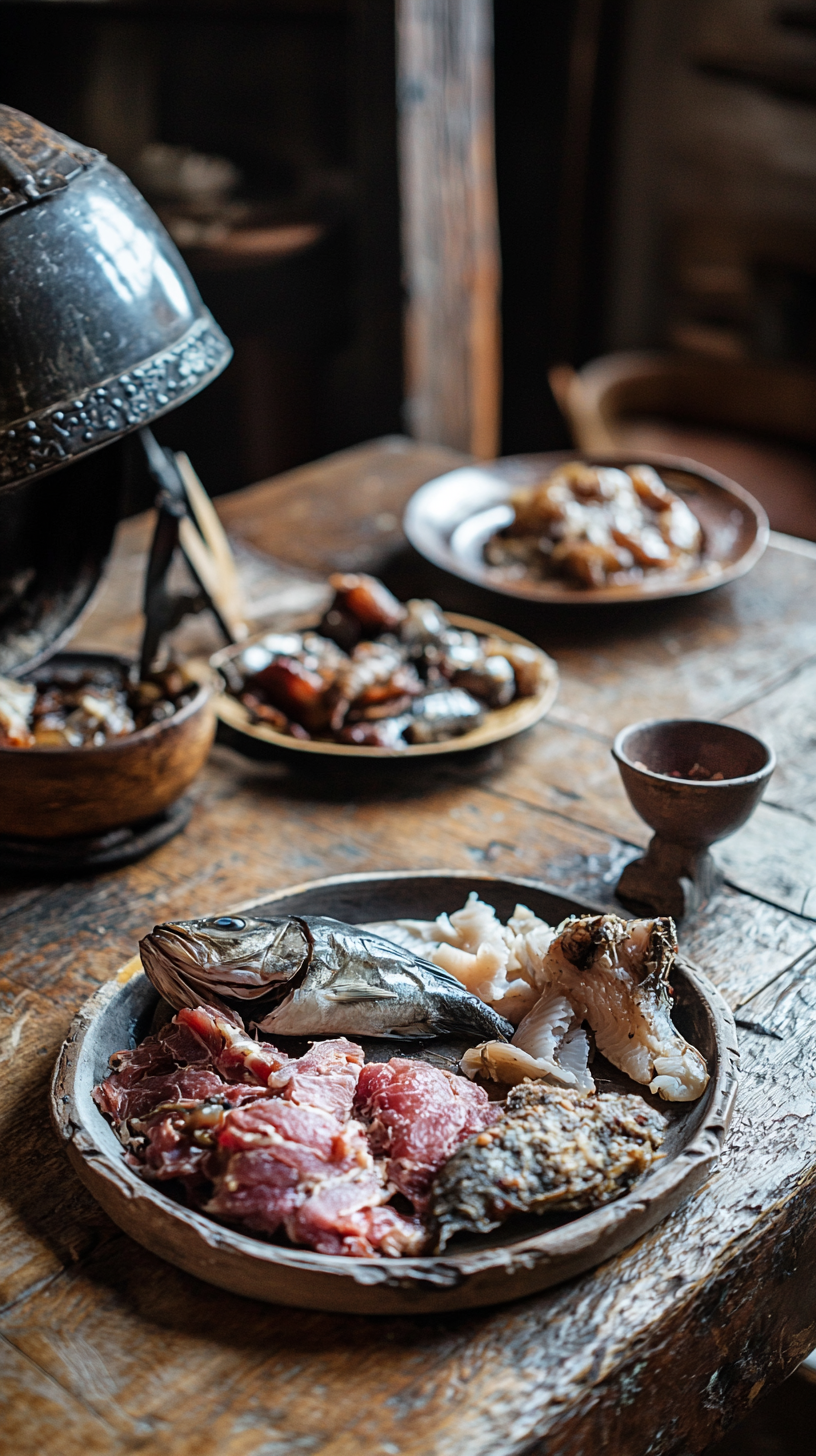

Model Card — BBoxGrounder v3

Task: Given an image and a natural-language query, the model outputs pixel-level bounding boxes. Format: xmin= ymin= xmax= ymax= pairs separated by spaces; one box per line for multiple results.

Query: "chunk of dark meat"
xmin=398 ymin=598 xmax=451 ymax=656
xmin=429 ymin=1082 xmax=666 ymax=1250
xmin=450 ymin=655 xmax=515 ymax=708
xmin=243 ymin=656 xmax=331 ymax=733
xmin=327 ymin=642 xmax=422 ymax=732
xmin=354 ymin=1059 xmax=501 ymax=1211
xmin=240 ymin=693 xmax=289 ymax=732
xmin=322 ymin=572 xmax=407 ymax=645
xmin=404 ymin=688 xmax=484 ymax=744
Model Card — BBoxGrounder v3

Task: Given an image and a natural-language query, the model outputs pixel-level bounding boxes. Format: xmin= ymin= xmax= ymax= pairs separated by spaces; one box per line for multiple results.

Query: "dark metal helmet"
xmin=0 ymin=104 xmax=232 ymax=493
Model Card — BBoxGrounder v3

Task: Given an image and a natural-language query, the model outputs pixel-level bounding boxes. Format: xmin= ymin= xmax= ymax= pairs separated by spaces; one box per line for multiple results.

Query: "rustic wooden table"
xmin=4 ymin=437 xmax=816 ymax=1456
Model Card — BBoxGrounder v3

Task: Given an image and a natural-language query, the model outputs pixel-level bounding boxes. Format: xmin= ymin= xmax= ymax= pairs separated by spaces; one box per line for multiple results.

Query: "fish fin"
xmin=323 ymin=981 xmax=400 ymax=1002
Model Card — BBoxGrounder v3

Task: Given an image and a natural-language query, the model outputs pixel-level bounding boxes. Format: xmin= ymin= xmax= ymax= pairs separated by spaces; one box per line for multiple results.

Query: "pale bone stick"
xmin=174 ymin=451 xmax=249 ymax=643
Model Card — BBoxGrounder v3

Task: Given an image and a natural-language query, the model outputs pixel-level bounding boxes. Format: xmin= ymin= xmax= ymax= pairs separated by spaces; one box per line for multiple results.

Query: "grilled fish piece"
xmin=530 ymin=913 xmax=709 ymax=1101
xmin=430 ymin=1082 xmax=665 ymax=1250
xmin=139 ymin=914 xmax=514 ymax=1042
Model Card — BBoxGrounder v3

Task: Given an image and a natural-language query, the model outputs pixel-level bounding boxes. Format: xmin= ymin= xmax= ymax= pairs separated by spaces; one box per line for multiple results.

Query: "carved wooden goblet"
xmin=612 ymin=719 xmax=775 ymax=920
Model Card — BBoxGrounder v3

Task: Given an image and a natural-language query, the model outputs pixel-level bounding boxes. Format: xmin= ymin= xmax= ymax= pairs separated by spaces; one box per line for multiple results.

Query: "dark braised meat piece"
xmin=328 ymin=641 xmax=422 ymax=731
xmin=405 ymin=688 xmax=484 ymax=743
xmin=450 ymin=655 xmax=515 ymax=708
xmin=243 ymin=655 xmax=332 ymax=733
xmin=429 ymin=1082 xmax=665 ymax=1250
xmin=321 ymin=572 xmax=407 ymax=650
xmin=399 ymin=598 xmax=451 ymax=655
xmin=355 ymin=1058 xmax=501 ymax=1212
xmin=239 ymin=693 xmax=289 ymax=732
xmin=338 ymin=715 xmax=412 ymax=748
xmin=345 ymin=693 xmax=415 ymax=723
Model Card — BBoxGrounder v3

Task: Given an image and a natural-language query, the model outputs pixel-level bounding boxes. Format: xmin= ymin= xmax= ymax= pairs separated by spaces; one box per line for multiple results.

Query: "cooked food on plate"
xmin=430 ymin=1082 xmax=665 ymax=1250
xmin=485 ymin=461 xmax=703 ymax=590
xmin=92 ymin=896 xmax=706 ymax=1258
xmin=0 ymin=662 xmax=195 ymax=748
xmin=218 ymin=572 xmax=552 ymax=748
xmin=380 ymin=897 xmax=709 ymax=1101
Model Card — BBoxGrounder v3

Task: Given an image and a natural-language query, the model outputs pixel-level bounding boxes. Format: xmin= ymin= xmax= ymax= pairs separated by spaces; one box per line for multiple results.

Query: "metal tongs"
xmin=137 ymin=427 xmax=248 ymax=678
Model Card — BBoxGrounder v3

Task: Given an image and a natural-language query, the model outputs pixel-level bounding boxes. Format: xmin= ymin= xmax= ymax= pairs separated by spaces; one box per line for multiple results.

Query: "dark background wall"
xmin=0 ymin=0 xmax=403 ymax=498
xmin=4 ymin=0 xmax=813 ymax=496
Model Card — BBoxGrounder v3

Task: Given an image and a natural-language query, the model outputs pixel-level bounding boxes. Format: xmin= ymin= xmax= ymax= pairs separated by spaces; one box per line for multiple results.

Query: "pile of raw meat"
xmin=93 ymin=1002 xmax=500 ymax=1258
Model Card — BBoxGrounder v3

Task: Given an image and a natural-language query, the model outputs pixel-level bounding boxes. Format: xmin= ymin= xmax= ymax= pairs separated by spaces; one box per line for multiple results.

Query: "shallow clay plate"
xmin=210 ymin=614 xmax=558 ymax=760
xmin=403 ymin=452 xmax=769 ymax=606
xmin=52 ymin=870 xmax=738 ymax=1314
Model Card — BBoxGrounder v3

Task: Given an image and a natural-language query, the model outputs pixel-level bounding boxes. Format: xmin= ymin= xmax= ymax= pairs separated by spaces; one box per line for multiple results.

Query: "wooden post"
xmin=397 ymin=0 xmax=502 ymax=458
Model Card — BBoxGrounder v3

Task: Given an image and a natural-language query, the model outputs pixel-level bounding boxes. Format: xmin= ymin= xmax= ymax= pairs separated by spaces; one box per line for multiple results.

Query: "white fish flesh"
xmin=460 ymin=991 xmax=593 ymax=1090
xmin=526 ymin=913 xmax=709 ymax=1101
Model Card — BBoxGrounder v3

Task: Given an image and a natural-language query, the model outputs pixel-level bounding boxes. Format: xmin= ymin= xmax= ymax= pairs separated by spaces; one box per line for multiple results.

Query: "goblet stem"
xmin=616 ymin=833 xmax=723 ymax=920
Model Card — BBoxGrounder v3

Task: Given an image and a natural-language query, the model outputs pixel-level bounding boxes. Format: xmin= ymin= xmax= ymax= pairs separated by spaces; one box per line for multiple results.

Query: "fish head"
xmin=139 ymin=914 xmax=311 ymax=1006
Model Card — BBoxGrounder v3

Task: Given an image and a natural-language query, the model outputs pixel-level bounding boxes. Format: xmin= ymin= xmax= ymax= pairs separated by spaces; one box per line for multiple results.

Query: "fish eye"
xmin=206 ymin=916 xmax=247 ymax=931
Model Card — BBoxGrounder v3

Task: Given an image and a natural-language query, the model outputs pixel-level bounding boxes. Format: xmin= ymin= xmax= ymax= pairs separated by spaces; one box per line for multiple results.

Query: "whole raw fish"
xmin=139 ymin=913 xmax=513 ymax=1042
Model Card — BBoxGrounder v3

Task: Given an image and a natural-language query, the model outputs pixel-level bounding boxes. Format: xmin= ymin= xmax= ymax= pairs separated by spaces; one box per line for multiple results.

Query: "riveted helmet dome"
xmin=0 ymin=104 xmax=232 ymax=493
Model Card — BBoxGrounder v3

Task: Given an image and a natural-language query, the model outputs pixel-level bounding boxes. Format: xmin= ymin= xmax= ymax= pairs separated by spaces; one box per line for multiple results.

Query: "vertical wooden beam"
xmin=397 ymin=0 xmax=502 ymax=458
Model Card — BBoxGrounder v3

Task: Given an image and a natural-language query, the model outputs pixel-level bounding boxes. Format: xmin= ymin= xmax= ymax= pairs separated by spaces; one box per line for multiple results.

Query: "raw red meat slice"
xmin=354 ymin=1059 xmax=501 ymax=1211
xmin=129 ymin=1085 xmax=279 ymax=1181
xmin=289 ymin=1171 xmax=425 ymax=1257
xmin=176 ymin=1004 xmax=289 ymax=1084
xmin=207 ymin=1099 xmax=372 ymax=1235
xmin=94 ymin=1004 xmax=290 ymax=1123
xmin=266 ymin=1037 xmax=365 ymax=1120
xmin=96 ymin=1066 xmax=228 ymax=1123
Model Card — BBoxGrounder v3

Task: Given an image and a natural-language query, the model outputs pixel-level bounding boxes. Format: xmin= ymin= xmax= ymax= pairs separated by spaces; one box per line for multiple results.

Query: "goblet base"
xmin=616 ymin=833 xmax=723 ymax=920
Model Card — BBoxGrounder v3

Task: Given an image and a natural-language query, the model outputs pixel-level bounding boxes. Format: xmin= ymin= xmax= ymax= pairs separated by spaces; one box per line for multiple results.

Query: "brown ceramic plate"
xmin=51 ymin=870 xmax=738 ymax=1315
xmin=403 ymin=452 xmax=769 ymax=605
xmin=210 ymin=614 xmax=558 ymax=760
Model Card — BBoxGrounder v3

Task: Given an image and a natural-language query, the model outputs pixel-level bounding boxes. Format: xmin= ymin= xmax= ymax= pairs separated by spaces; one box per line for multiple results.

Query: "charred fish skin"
xmin=429 ymin=1082 xmax=665 ymax=1251
xmin=139 ymin=912 xmax=513 ymax=1043
xmin=558 ymin=913 xmax=677 ymax=1001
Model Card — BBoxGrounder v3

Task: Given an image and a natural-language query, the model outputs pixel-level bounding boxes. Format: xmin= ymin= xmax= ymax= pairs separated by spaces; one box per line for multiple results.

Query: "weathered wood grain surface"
xmin=3 ymin=437 xmax=816 ymax=1455
xmin=397 ymin=1 xmax=502 ymax=457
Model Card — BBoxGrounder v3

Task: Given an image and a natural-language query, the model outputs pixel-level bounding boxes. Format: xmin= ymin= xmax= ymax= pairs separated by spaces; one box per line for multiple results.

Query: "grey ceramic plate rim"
xmin=403 ymin=451 xmax=770 ymax=606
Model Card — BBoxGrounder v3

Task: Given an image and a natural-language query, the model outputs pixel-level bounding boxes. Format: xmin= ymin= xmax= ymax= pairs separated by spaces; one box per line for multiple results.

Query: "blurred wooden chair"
xmin=549 ymin=352 xmax=816 ymax=541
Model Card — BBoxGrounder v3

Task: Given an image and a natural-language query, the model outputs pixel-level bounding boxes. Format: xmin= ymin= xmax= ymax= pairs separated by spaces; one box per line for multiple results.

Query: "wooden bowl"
xmin=403 ymin=451 xmax=769 ymax=606
xmin=51 ymin=871 xmax=739 ymax=1314
xmin=211 ymin=614 xmax=559 ymax=761
xmin=0 ymin=651 xmax=216 ymax=839
xmin=613 ymin=719 xmax=776 ymax=847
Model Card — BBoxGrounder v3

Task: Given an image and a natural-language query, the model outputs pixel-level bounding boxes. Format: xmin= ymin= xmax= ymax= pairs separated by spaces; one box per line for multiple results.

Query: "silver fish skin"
xmin=139 ymin=913 xmax=513 ymax=1042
